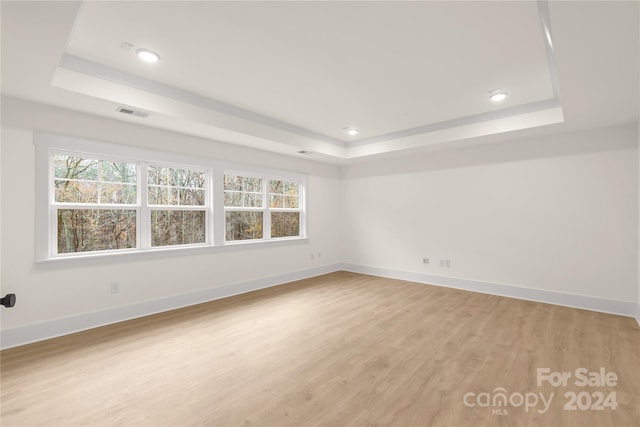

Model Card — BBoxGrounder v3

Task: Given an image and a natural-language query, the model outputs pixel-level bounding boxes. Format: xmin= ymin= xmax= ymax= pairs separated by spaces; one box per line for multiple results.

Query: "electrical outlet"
xmin=310 ymin=253 xmax=315 ymax=261
xmin=318 ymin=252 xmax=322 ymax=259
xmin=440 ymin=259 xmax=451 ymax=268
xmin=423 ymin=258 xmax=430 ymax=265
xmin=110 ymin=282 xmax=120 ymax=294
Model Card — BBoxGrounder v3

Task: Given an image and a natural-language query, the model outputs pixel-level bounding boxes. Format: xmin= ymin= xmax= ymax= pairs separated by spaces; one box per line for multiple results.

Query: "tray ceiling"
xmin=2 ymin=1 xmax=638 ymax=163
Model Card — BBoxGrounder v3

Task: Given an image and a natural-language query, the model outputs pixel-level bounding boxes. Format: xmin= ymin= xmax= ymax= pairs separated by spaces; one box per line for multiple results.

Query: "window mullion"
xmin=213 ymin=169 xmax=225 ymax=246
xmin=264 ymin=177 xmax=271 ymax=240
xmin=140 ymin=163 xmax=150 ymax=249
xmin=48 ymin=151 xmax=56 ymax=258
xmin=44 ymin=143 xmax=305 ymax=259
xmin=51 ymin=206 xmax=58 ymax=257
xmin=301 ymin=178 xmax=307 ymax=238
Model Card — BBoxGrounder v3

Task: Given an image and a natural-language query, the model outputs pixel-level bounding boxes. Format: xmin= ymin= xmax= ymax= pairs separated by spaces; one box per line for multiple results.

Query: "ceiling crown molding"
xmin=49 ymin=0 xmax=564 ymax=161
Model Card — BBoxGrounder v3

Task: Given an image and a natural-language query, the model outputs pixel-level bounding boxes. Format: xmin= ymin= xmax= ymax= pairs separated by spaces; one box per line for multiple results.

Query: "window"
xmin=36 ymin=134 xmax=306 ymax=260
xmin=269 ymin=179 xmax=301 ymax=238
xmin=49 ymin=152 xmax=211 ymax=257
xmin=54 ymin=154 xmax=138 ymax=254
xmin=223 ymin=173 xmax=303 ymax=242
xmin=224 ymin=174 xmax=264 ymax=241
xmin=148 ymin=166 xmax=207 ymax=247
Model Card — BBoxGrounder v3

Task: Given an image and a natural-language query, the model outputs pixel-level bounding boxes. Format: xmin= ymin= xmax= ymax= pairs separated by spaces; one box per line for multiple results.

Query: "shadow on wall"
xmin=343 ymin=123 xmax=638 ymax=178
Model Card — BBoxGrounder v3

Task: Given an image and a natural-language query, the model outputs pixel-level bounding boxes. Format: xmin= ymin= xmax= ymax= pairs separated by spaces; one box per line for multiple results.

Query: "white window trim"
xmin=35 ymin=133 xmax=307 ymax=262
xmin=50 ymin=150 xmax=142 ymax=257
xmin=222 ymin=171 xmax=306 ymax=244
xmin=143 ymin=161 xmax=212 ymax=249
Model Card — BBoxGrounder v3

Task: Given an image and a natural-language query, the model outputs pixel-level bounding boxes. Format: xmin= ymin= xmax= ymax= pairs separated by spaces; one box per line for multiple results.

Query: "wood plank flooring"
xmin=1 ymin=271 xmax=639 ymax=426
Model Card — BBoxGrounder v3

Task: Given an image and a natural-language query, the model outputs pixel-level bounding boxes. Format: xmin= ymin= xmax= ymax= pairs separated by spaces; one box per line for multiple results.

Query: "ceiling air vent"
xmin=116 ymin=106 xmax=150 ymax=118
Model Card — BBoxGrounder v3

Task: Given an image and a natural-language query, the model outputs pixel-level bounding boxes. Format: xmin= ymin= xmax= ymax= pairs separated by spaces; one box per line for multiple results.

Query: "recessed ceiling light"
xmin=489 ymin=89 xmax=508 ymax=102
xmin=136 ymin=49 xmax=160 ymax=63
xmin=344 ymin=127 xmax=359 ymax=136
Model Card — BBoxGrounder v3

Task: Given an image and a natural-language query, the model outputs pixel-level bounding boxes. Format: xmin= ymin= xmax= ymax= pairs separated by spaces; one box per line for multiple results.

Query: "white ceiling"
xmin=1 ymin=1 xmax=638 ymax=164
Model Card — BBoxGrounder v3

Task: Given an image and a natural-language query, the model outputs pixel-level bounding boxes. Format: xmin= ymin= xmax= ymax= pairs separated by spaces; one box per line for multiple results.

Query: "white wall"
xmin=0 ymin=97 xmax=342 ymax=338
xmin=2 ymin=96 xmax=639 ymax=348
xmin=342 ymin=124 xmax=639 ymax=306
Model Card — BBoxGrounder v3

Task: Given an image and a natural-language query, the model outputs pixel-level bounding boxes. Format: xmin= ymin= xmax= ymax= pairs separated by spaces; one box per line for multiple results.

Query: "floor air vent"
xmin=116 ymin=106 xmax=150 ymax=118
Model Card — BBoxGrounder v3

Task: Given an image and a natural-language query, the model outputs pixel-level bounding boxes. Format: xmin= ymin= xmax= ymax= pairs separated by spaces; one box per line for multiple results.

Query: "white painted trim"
xmin=34 ymin=132 xmax=308 ymax=262
xmin=339 ymin=263 xmax=638 ymax=319
xmin=57 ymin=55 xmax=347 ymax=149
xmin=51 ymin=1 xmax=562 ymax=161
xmin=4 ymin=264 xmax=636 ymax=349
xmin=0 ymin=264 xmax=342 ymax=350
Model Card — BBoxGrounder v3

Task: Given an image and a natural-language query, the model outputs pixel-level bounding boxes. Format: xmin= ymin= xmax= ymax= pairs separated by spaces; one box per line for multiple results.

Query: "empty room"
xmin=1 ymin=1 xmax=639 ymax=426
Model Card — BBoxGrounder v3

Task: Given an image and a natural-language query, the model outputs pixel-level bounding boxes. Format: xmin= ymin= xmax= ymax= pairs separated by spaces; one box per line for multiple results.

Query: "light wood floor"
xmin=1 ymin=272 xmax=639 ymax=427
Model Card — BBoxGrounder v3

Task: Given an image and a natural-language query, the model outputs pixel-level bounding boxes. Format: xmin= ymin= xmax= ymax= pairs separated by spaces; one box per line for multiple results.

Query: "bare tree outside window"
xmin=58 ymin=209 xmax=136 ymax=253
xmin=225 ymin=211 xmax=263 ymax=240
xmin=269 ymin=179 xmax=300 ymax=238
xmin=54 ymin=155 xmax=137 ymax=253
xmin=148 ymin=166 xmax=207 ymax=247
xmin=224 ymin=174 xmax=264 ymax=241
xmin=45 ymin=145 xmax=304 ymax=259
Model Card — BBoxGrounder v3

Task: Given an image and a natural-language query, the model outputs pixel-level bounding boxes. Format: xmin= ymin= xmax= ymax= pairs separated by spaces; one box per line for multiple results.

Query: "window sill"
xmin=35 ymin=237 xmax=309 ymax=267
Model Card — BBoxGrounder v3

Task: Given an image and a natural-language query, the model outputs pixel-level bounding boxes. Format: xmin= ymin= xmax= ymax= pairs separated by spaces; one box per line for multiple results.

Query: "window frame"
xmin=222 ymin=170 xmax=306 ymax=243
xmin=50 ymin=149 xmax=141 ymax=257
xmin=267 ymin=176 xmax=304 ymax=239
xmin=145 ymin=162 xmax=211 ymax=249
xmin=223 ymin=171 xmax=267 ymax=242
xmin=35 ymin=133 xmax=307 ymax=262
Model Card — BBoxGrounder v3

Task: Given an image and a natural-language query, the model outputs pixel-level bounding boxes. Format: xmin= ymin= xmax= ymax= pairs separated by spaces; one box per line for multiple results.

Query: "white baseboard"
xmin=339 ymin=263 xmax=638 ymax=319
xmin=0 ymin=264 xmax=342 ymax=350
xmin=3 ymin=264 xmax=636 ymax=350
